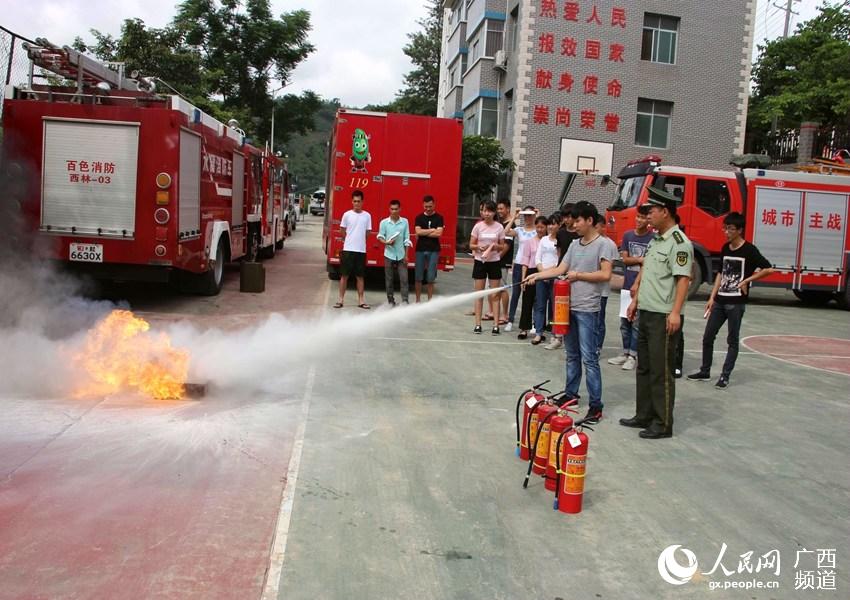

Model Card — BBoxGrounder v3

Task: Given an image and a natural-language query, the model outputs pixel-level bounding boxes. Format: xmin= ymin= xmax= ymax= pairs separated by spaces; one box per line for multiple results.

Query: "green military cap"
xmin=645 ymin=186 xmax=678 ymax=212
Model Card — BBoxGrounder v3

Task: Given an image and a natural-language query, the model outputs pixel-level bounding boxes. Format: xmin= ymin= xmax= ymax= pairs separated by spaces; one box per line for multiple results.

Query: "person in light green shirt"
xmin=621 ymin=186 xmax=693 ymax=439
xmin=377 ymin=199 xmax=412 ymax=305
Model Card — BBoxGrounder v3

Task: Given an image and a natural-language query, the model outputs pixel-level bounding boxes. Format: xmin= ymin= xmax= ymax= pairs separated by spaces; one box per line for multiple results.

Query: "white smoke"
xmin=169 ymin=286 xmax=502 ymax=393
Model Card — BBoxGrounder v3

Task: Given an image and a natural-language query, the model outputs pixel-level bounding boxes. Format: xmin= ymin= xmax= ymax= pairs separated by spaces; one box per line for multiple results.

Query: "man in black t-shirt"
xmin=556 ymin=203 xmax=579 ymax=262
xmin=414 ymin=195 xmax=445 ymax=302
xmin=688 ymin=212 xmax=774 ymax=389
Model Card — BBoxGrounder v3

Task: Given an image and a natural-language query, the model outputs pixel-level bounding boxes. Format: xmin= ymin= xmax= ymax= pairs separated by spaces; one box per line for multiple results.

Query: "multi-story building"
xmin=438 ymin=0 xmax=758 ymax=223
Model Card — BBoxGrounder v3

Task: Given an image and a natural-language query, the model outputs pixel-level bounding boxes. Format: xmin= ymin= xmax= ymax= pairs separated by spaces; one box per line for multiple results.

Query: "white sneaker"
xmin=608 ymin=355 xmax=629 ymax=366
xmin=544 ymin=337 xmax=563 ymax=350
xmin=622 ymin=356 xmax=637 ymax=370
xmin=504 ymin=322 xmax=513 ymax=332
xmin=530 ymin=328 xmax=537 ymax=335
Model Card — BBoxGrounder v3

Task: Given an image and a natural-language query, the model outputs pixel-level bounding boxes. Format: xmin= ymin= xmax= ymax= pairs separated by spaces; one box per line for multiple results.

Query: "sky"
xmin=3 ymin=0 xmax=827 ymax=106
xmin=3 ymin=0 xmax=427 ymax=107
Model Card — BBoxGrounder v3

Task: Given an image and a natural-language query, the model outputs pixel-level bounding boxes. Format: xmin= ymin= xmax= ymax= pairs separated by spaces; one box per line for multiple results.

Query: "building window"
xmin=485 ymin=20 xmax=504 ymax=57
xmin=635 ymin=98 xmax=673 ymax=148
xmin=696 ymin=179 xmax=731 ymax=216
xmin=464 ymin=108 xmax=478 ymax=136
xmin=480 ymin=98 xmax=498 ymax=137
xmin=461 ymin=53 xmax=468 ymax=74
xmin=450 ymin=67 xmax=457 ymax=88
xmin=641 ymin=13 xmax=679 ymax=64
xmin=510 ymin=8 xmax=518 ymax=51
xmin=471 ymin=39 xmax=480 ymax=62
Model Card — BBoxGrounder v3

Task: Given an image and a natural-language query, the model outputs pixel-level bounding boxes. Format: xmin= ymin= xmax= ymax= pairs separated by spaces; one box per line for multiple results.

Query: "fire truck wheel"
xmin=259 ymin=239 xmax=276 ymax=259
xmin=793 ymin=290 xmax=834 ymax=307
xmin=838 ymin=284 xmax=850 ymax=311
xmin=687 ymin=258 xmax=705 ymax=299
xmin=198 ymin=238 xmax=228 ymax=295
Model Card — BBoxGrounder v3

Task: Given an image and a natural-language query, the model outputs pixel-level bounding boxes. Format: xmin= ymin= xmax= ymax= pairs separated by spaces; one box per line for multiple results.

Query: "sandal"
xmin=517 ymin=331 xmax=528 ymax=340
xmin=333 ymin=302 xmax=344 ymax=309
xmin=498 ymin=318 xmax=509 ymax=325
xmin=531 ymin=336 xmax=546 ymax=345
xmin=482 ymin=314 xmax=495 ymax=321
xmin=358 ymin=303 xmax=371 ymax=310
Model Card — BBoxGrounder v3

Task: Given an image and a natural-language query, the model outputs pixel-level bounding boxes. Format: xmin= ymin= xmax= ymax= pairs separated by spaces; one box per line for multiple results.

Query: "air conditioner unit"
xmin=494 ymin=50 xmax=508 ymax=71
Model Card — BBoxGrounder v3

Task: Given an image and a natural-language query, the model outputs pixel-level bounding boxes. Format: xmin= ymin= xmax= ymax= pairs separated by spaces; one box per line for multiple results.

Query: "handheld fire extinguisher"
xmin=551 ymin=278 xmax=570 ymax=336
xmin=553 ymin=419 xmax=594 ymax=514
xmin=522 ymin=392 xmax=567 ymax=488
xmin=544 ymin=401 xmax=579 ymax=491
xmin=515 ymin=379 xmax=551 ymax=459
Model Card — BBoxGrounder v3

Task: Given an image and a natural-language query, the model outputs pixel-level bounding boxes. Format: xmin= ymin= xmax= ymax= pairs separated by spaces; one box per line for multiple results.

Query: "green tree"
xmin=74 ymin=1 xmax=320 ymax=142
xmin=748 ymin=3 xmax=850 ymax=134
xmin=460 ymin=135 xmax=514 ymax=199
xmin=73 ymin=19 xmax=205 ymax=101
xmin=174 ymin=0 xmax=315 ymax=138
xmin=394 ymin=0 xmax=443 ymax=115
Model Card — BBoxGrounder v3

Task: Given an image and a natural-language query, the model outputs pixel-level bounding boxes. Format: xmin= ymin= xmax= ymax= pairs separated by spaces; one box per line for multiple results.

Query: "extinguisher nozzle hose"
xmin=553 ymin=499 xmax=559 ymax=510
xmin=515 ymin=447 xmax=520 ymax=456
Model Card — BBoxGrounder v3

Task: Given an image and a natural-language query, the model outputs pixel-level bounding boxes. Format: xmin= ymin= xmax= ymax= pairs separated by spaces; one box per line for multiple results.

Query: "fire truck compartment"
xmin=40 ymin=118 xmax=139 ymax=238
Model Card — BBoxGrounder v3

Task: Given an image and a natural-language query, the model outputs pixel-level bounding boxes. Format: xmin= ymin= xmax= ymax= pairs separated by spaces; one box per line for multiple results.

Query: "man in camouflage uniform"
xmin=621 ymin=187 xmax=693 ymax=439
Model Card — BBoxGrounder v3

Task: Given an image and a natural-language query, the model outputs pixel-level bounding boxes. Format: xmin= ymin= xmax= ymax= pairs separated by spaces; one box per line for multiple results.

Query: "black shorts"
xmin=472 ymin=260 xmax=502 ymax=281
xmin=340 ymin=250 xmax=366 ymax=278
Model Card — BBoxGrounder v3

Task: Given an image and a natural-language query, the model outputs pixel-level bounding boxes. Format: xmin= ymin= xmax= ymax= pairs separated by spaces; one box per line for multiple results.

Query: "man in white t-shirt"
xmin=334 ymin=190 xmax=372 ymax=309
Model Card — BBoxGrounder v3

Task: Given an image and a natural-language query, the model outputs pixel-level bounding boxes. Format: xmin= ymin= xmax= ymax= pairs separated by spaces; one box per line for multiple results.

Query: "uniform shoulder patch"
xmin=672 ymin=230 xmax=684 ymax=244
xmin=676 ymin=251 xmax=689 ymax=266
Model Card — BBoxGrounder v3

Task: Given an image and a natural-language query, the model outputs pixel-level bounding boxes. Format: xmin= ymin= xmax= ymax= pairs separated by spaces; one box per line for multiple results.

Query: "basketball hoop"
xmin=580 ymin=168 xmax=598 ymax=187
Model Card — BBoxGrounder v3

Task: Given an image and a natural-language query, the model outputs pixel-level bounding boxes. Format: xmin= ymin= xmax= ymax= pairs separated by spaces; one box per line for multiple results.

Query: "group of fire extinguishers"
xmin=513 ymin=278 xmax=594 ymax=515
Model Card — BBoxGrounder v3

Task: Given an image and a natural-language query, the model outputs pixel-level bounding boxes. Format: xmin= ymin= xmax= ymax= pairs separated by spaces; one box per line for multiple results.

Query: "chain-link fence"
xmin=1 ymin=25 xmax=36 ymax=122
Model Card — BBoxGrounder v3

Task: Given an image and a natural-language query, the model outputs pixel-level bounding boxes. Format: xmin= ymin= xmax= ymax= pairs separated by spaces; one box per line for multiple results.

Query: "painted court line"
xmin=261 ymin=280 xmax=329 ymax=599
xmin=260 ymin=365 xmax=315 ymax=600
xmin=741 ymin=335 xmax=850 ymax=378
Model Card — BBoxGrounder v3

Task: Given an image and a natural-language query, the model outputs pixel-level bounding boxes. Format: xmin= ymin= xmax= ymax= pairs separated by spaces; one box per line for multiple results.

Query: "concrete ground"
xmin=1 ymin=215 xmax=847 ymax=599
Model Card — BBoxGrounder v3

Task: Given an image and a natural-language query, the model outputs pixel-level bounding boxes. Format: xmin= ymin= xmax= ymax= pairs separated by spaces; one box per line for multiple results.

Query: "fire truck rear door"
xmin=751 ymin=186 xmax=803 ymax=274
xmin=41 ymin=117 xmax=139 ymax=238
xmin=178 ymin=129 xmax=202 ymax=240
xmin=800 ymin=191 xmax=848 ymax=276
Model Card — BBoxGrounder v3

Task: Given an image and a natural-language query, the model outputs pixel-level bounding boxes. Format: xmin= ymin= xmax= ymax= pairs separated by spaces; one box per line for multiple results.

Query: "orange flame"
xmin=74 ymin=309 xmax=189 ymax=400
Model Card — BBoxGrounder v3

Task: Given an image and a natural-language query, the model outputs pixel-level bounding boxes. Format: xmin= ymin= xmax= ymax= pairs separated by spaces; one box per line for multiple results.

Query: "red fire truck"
xmin=322 ymin=109 xmax=462 ymax=278
xmin=1 ymin=41 xmax=288 ymax=295
xmin=605 ymin=155 xmax=850 ymax=309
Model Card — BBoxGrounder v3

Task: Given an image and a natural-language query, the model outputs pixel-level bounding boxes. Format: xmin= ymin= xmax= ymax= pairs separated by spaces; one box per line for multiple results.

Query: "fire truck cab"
xmin=1 ymin=41 xmax=287 ymax=295
xmin=606 ymin=155 xmax=850 ymax=308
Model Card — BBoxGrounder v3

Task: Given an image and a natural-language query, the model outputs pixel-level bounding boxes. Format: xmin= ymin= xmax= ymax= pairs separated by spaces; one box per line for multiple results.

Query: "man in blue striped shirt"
xmin=377 ymin=199 xmax=412 ymax=305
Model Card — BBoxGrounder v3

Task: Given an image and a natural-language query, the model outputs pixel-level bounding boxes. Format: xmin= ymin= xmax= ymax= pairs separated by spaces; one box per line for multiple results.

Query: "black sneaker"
xmin=673 ymin=368 xmax=682 ymax=379
xmin=583 ymin=407 xmax=602 ymax=424
xmin=687 ymin=370 xmax=711 ymax=381
xmin=715 ymin=375 xmax=729 ymax=389
xmin=473 ymin=325 xmax=482 ymax=334
xmin=491 ymin=326 xmax=500 ymax=335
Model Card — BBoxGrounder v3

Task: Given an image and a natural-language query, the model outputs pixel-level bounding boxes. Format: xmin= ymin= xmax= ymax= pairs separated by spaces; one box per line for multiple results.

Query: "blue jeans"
xmin=533 ymin=279 xmax=553 ymax=334
xmin=619 ymin=313 xmax=639 ymax=357
xmin=596 ymin=296 xmax=608 ymax=353
xmin=508 ymin=265 xmax=523 ymax=323
xmin=415 ymin=250 xmax=439 ymax=283
xmin=565 ymin=310 xmax=603 ymax=410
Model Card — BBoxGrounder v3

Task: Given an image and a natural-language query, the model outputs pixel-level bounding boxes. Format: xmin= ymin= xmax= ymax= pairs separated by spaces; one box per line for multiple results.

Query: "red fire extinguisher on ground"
xmin=553 ymin=420 xmax=593 ymax=514
xmin=551 ymin=278 xmax=570 ymax=336
xmin=515 ymin=380 xmax=550 ymax=460
xmin=523 ymin=393 xmax=567 ymax=488
xmin=544 ymin=401 xmax=579 ymax=491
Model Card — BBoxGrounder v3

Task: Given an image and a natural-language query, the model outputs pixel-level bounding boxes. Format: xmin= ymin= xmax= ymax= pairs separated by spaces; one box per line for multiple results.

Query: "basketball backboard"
xmin=558 ymin=138 xmax=614 ymax=176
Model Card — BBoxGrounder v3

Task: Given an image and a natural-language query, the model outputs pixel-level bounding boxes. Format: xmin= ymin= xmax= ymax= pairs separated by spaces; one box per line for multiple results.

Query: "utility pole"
xmin=769 ymin=0 xmax=800 ymax=135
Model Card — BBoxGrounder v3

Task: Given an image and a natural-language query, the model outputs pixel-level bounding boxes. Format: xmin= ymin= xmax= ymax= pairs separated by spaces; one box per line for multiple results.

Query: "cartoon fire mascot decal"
xmin=350 ymin=128 xmax=371 ymax=173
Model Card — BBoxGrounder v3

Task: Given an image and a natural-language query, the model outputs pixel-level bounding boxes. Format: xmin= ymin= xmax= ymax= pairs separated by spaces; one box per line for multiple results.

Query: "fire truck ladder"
xmin=22 ymin=38 xmax=143 ymax=94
